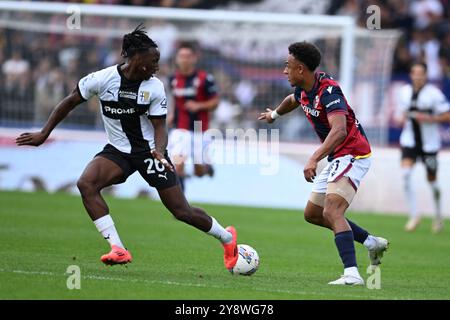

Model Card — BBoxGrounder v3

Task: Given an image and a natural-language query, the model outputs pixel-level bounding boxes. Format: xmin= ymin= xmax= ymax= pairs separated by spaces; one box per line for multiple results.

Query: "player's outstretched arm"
xmin=258 ymin=94 xmax=299 ymax=123
xmin=150 ymin=117 xmax=174 ymax=172
xmin=15 ymin=87 xmax=85 ymax=147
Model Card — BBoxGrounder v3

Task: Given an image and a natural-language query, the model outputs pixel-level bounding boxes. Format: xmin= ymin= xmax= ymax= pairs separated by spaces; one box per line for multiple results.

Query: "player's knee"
xmin=304 ymin=209 xmax=317 ymax=224
xmin=76 ymin=177 xmax=97 ymax=196
xmin=322 ymin=207 xmax=341 ymax=222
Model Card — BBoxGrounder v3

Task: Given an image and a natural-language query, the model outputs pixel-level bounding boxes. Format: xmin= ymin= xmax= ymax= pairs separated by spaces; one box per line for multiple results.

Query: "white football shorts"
xmin=168 ymin=128 xmax=213 ymax=165
xmin=312 ymin=154 xmax=371 ymax=194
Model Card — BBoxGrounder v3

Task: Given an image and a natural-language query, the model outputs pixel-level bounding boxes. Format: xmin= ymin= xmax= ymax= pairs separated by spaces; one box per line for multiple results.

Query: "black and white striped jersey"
xmin=397 ymin=83 xmax=449 ymax=153
xmin=77 ymin=64 xmax=167 ymax=153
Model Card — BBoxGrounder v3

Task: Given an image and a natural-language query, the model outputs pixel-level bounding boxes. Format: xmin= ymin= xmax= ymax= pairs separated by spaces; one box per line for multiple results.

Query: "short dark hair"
xmin=122 ymin=24 xmax=158 ymax=58
xmin=177 ymin=41 xmax=198 ymax=54
xmin=410 ymin=61 xmax=427 ymax=73
xmin=288 ymin=41 xmax=321 ymax=71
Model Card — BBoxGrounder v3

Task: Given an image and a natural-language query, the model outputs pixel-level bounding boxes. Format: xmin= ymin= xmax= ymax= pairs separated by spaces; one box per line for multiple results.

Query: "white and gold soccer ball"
xmin=230 ymin=244 xmax=259 ymax=276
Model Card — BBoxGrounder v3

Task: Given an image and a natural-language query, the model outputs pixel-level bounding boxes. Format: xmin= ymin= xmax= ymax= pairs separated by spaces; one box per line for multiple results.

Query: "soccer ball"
xmin=230 ymin=244 xmax=259 ymax=276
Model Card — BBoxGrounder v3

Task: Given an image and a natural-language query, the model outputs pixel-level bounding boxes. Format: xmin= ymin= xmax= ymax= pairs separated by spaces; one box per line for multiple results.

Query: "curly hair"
xmin=121 ymin=24 xmax=158 ymax=58
xmin=288 ymin=41 xmax=321 ymax=71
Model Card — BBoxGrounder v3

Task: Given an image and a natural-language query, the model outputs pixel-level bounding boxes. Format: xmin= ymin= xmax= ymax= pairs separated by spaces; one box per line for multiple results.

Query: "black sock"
xmin=334 ymin=230 xmax=357 ymax=268
xmin=346 ymin=219 xmax=369 ymax=244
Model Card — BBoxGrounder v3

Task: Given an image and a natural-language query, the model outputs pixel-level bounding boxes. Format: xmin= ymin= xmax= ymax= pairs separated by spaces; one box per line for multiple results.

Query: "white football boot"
xmin=328 ymin=274 xmax=364 ymax=286
xmin=368 ymin=236 xmax=389 ymax=266
xmin=405 ymin=217 xmax=421 ymax=232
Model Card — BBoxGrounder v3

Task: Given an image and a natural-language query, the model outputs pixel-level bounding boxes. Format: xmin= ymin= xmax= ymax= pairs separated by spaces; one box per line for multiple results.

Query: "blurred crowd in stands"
xmin=0 ymin=0 xmax=449 ymax=140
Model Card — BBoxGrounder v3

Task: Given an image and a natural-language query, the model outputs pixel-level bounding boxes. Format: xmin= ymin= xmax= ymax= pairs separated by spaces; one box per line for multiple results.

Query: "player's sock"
xmin=346 ymin=219 xmax=369 ymax=244
xmin=207 ymin=217 xmax=232 ymax=244
xmin=93 ymin=214 xmax=125 ymax=249
xmin=402 ymin=167 xmax=417 ymax=218
xmin=344 ymin=266 xmax=362 ymax=279
xmin=429 ymin=181 xmax=441 ymax=219
xmin=334 ymin=230 xmax=357 ymax=269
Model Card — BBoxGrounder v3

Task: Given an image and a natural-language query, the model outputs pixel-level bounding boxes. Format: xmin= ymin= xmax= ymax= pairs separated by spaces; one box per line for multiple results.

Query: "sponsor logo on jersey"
xmin=104 ymin=105 xmax=135 ymax=114
xmin=173 ymin=87 xmax=197 ymax=97
xmin=119 ymin=90 xmax=137 ymax=100
xmin=325 ymin=98 xmax=341 ymax=109
xmin=301 ymin=104 xmax=320 ymax=117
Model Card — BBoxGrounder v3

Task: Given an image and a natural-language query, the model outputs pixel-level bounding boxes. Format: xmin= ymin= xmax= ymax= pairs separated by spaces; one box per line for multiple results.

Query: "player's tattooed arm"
xmin=16 ymin=87 xmax=85 ymax=147
xmin=258 ymin=94 xmax=299 ymax=123
xmin=303 ymin=114 xmax=347 ymax=183
xmin=150 ymin=117 xmax=174 ymax=172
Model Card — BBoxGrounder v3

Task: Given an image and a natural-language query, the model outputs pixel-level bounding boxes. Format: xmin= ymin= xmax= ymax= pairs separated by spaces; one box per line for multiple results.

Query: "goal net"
xmin=0 ymin=1 xmax=400 ymax=145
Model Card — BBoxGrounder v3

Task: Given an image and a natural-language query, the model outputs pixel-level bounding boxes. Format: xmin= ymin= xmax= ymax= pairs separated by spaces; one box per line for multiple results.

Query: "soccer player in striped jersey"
xmin=259 ymin=42 xmax=388 ymax=285
xmin=167 ymin=42 xmax=219 ymax=192
xmin=15 ymin=26 xmax=238 ymax=271
xmin=396 ymin=62 xmax=450 ymax=233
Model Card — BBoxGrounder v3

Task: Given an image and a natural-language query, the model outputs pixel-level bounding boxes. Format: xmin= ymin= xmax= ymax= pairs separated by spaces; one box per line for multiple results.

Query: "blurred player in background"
xmin=259 ymin=42 xmax=388 ymax=285
xmin=15 ymin=26 xmax=238 ymax=271
xmin=167 ymin=42 xmax=219 ymax=192
xmin=396 ymin=62 xmax=450 ymax=233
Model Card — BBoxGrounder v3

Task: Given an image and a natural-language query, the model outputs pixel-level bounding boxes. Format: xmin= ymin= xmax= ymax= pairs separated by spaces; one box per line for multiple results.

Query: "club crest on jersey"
xmin=314 ymin=95 xmax=320 ymax=109
xmin=138 ymin=91 xmax=151 ymax=104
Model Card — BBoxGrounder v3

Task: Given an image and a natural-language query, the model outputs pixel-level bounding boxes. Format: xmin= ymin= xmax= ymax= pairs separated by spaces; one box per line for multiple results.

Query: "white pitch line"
xmin=0 ymin=268 xmax=387 ymax=299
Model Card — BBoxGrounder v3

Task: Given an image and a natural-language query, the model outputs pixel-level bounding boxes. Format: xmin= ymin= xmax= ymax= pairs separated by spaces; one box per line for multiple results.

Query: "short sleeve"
xmin=320 ymin=85 xmax=347 ymax=115
xmin=148 ymin=81 xmax=167 ymax=118
xmin=204 ymin=73 xmax=218 ymax=97
xmin=432 ymin=87 xmax=450 ymax=114
xmin=77 ymin=71 xmax=100 ymax=101
xmin=294 ymin=87 xmax=302 ymax=102
xmin=397 ymin=85 xmax=411 ymax=112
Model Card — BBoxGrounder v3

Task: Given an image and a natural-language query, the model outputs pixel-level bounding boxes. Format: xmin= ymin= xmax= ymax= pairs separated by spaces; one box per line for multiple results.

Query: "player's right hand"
xmin=151 ymin=149 xmax=174 ymax=172
xmin=15 ymin=132 xmax=48 ymax=147
xmin=258 ymin=108 xmax=275 ymax=123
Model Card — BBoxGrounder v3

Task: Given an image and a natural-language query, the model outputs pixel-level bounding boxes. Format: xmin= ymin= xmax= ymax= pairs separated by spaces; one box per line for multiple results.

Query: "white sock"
xmin=402 ymin=167 xmax=417 ymax=218
xmin=93 ymin=215 xmax=125 ymax=249
xmin=207 ymin=217 xmax=232 ymax=244
xmin=344 ymin=266 xmax=361 ymax=278
xmin=429 ymin=181 xmax=442 ymax=219
xmin=363 ymin=235 xmax=378 ymax=250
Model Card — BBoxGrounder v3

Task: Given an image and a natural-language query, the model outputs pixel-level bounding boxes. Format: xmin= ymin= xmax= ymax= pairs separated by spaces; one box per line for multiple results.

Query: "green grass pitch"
xmin=1 ymin=190 xmax=449 ymax=300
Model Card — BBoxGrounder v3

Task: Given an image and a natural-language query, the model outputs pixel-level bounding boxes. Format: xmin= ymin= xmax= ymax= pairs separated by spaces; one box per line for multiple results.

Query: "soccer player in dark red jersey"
xmin=167 ymin=42 xmax=219 ymax=191
xmin=259 ymin=42 xmax=389 ymax=285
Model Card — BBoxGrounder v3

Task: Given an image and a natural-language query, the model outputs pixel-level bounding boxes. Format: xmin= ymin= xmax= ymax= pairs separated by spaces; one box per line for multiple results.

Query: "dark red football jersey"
xmin=294 ymin=72 xmax=371 ymax=160
xmin=169 ymin=70 xmax=217 ymax=131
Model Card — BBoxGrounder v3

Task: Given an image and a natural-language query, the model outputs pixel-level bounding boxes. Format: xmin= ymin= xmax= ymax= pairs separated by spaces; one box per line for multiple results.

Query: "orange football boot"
xmin=223 ymin=226 xmax=238 ymax=270
xmin=101 ymin=245 xmax=132 ymax=265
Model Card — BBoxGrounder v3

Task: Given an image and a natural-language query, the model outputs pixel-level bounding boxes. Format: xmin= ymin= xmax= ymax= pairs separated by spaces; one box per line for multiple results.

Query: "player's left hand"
xmin=15 ymin=132 xmax=48 ymax=147
xmin=258 ymin=108 xmax=275 ymax=123
xmin=185 ymin=101 xmax=203 ymax=113
xmin=303 ymin=157 xmax=318 ymax=183
xmin=151 ymin=149 xmax=174 ymax=172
